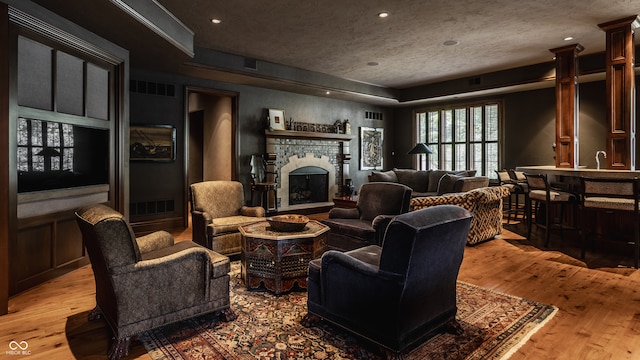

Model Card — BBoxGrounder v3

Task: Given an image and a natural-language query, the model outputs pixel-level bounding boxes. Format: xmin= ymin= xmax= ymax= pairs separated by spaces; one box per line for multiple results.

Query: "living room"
xmin=2 ymin=1 xmax=640 ymax=359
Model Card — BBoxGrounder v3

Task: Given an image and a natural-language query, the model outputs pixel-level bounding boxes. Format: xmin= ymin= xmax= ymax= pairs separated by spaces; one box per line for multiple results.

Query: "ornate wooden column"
xmin=599 ymin=16 xmax=639 ymax=170
xmin=550 ymin=44 xmax=583 ymax=168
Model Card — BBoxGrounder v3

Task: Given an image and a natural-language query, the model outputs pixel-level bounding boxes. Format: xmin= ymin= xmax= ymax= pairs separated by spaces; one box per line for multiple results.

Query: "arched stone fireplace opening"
xmin=289 ymin=166 xmax=329 ymax=205
xmin=277 ymin=153 xmax=336 ymax=211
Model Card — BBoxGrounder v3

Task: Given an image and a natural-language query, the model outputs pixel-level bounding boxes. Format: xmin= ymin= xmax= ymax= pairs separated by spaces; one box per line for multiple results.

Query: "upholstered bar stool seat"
xmin=580 ymin=177 xmax=639 ymax=268
xmin=583 ymin=197 xmax=636 ymax=210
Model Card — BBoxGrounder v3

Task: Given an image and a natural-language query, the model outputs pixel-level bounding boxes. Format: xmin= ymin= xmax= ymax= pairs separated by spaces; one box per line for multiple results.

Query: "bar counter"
xmin=515 ymin=165 xmax=640 ymax=179
xmin=516 ymin=165 xmax=640 ymax=193
xmin=516 ymin=165 xmax=637 ymax=264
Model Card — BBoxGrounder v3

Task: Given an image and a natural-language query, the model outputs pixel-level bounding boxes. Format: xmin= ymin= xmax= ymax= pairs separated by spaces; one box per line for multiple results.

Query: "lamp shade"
xmin=408 ymin=143 xmax=433 ymax=155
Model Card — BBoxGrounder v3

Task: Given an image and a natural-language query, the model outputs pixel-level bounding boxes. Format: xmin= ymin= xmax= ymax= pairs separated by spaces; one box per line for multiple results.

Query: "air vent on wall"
xmin=244 ymin=57 xmax=257 ymax=70
xmin=365 ymin=111 xmax=383 ymax=120
xmin=468 ymin=77 xmax=481 ymax=86
xmin=129 ymin=199 xmax=175 ymax=216
xmin=130 ymin=80 xmax=176 ymax=97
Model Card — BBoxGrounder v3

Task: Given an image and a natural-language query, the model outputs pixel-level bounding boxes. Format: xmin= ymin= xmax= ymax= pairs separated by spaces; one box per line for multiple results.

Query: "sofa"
xmin=409 ymin=186 xmax=511 ymax=245
xmin=369 ymin=168 xmax=488 ymax=197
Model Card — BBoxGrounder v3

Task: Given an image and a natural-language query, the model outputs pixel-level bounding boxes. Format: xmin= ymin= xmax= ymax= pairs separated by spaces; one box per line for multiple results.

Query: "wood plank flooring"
xmin=1 ymin=215 xmax=639 ymax=359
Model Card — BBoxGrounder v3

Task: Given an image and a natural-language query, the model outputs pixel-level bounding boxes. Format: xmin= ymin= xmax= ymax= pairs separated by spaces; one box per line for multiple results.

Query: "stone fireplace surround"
xmin=265 ymin=130 xmax=352 ymax=212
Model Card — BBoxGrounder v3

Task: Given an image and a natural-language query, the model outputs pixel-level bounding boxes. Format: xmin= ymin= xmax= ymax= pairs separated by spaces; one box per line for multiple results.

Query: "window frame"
xmin=413 ymin=99 xmax=504 ymax=178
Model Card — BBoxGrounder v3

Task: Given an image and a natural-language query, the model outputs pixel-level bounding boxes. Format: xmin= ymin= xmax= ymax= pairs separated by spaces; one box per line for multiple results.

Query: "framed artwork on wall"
xmin=268 ymin=109 xmax=286 ymax=130
xmin=130 ymin=124 xmax=176 ymax=161
xmin=360 ymin=127 xmax=384 ymax=170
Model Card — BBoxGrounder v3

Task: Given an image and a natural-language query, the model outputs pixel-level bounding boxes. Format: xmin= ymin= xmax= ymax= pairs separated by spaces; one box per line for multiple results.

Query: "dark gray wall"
xmin=503 ymin=81 xmax=608 ymax=170
xmin=129 ymin=68 xmax=392 ymax=221
xmin=129 ymin=77 xmax=185 ymax=220
xmin=129 ymin=67 xmax=636 ymax=223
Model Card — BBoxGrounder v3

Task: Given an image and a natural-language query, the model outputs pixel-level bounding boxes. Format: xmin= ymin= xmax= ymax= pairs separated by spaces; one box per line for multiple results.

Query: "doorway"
xmin=185 ymin=88 xmax=238 ymax=223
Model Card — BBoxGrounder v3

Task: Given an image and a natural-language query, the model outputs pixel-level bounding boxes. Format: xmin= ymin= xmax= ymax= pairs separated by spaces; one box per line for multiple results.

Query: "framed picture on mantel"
xmin=360 ymin=126 xmax=384 ymax=170
xmin=268 ymin=109 xmax=286 ymax=130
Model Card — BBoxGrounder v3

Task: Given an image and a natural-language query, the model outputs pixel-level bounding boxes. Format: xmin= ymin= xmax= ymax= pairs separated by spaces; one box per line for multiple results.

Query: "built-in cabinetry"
xmin=1 ymin=4 xmax=128 ymax=311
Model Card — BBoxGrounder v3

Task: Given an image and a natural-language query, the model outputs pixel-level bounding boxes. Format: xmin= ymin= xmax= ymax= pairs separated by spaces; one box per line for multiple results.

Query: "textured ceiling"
xmin=154 ymin=0 xmax=640 ymax=89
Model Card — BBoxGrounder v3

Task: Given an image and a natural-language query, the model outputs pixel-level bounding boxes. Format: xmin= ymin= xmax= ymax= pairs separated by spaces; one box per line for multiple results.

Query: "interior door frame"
xmin=183 ymin=86 xmax=239 ymax=227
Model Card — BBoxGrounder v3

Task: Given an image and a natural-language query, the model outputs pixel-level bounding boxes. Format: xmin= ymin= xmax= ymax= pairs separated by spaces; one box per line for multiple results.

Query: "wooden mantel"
xmin=265 ymin=129 xmax=354 ymax=141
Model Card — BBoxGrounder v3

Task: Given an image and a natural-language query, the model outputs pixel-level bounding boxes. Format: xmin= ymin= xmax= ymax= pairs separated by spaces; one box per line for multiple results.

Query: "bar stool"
xmin=525 ymin=173 xmax=579 ymax=247
xmin=495 ymin=169 xmax=527 ymax=224
xmin=508 ymin=169 xmax=529 ymax=222
xmin=580 ymin=177 xmax=639 ymax=268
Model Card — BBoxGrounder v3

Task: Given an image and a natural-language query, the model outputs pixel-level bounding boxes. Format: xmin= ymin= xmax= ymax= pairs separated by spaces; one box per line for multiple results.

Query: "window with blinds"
xmin=415 ymin=101 xmax=501 ymax=177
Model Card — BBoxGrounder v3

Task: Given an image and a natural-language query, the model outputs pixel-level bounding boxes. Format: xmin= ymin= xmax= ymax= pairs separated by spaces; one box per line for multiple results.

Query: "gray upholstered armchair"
xmin=321 ymin=182 xmax=412 ymax=251
xmin=190 ymin=180 xmax=265 ymax=256
xmin=75 ymin=204 xmax=235 ymax=360
xmin=303 ymin=205 xmax=472 ymax=358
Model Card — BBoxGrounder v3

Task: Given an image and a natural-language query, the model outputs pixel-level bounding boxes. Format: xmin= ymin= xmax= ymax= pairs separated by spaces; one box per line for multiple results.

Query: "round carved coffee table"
xmin=239 ymin=220 xmax=328 ymax=294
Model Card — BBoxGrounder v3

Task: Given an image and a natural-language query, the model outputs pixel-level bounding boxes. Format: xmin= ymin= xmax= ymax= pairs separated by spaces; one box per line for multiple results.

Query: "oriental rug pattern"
xmin=141 ymin=265 xmax=557 ymax=360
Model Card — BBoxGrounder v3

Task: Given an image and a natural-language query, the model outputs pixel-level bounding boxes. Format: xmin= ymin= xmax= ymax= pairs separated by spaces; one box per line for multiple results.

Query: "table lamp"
xmin=408 ymin=143 xmax=433 ymax=170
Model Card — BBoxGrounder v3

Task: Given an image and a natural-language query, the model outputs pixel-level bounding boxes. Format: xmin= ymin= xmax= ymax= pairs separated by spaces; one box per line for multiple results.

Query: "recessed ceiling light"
xmin=564 ymin=36 xmax=573 ymax=41
xmin=367 ymin=61 xmax=379 ymax=66
xmin=211 ymin=18 xmax=221 ymax=24
xmin=378 ymin=12 xmax=389 ymax=18
xmin=443 ymin=40 xmax=459 ymax=46
xmin=326 ymin=91 xmax=331 ymax=95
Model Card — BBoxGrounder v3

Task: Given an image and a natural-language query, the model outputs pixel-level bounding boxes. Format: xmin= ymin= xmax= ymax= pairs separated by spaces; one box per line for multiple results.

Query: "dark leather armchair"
xmin=75 ymin=204 xmax=236 ymax=360
xmin=321 ymin=182 xmax=412 ymax=251
xmin=303 ymin=205 xmax=472 ymax=358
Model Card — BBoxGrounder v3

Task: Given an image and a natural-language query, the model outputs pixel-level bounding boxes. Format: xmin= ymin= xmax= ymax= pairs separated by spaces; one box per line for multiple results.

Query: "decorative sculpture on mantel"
xmin=343 ymin=119 xmax=351 ymax=135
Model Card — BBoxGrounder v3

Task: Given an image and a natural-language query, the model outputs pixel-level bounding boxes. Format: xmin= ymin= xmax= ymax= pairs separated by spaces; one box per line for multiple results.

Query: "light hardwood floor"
xmin=1 ymin=216 xmax=639 ymax=359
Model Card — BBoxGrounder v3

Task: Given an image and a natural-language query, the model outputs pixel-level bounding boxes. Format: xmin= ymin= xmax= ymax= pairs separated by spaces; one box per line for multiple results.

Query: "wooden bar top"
xmin=516 ymin=165 xmax=640 ymax=179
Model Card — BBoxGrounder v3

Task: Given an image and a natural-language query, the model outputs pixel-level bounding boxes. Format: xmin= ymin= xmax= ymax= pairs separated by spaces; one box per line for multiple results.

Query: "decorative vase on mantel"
xmin=344 ymin=179 xmax=355 ymax=196
xmin=343 ymin=119 xmax=351 ymax=135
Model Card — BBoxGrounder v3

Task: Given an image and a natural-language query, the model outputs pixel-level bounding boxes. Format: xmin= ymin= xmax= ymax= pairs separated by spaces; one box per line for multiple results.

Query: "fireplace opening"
xmin=289 ymin=166 xmax=329 ymax=205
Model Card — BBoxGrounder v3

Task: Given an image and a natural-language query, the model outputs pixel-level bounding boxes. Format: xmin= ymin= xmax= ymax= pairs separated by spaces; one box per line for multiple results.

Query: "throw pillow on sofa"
xmin=455 ymin=169 xmax=477 ymax=177
xmin=393 ymin=168 xmax=429 ymax=193
xmin=427 ymin=170 xmax=451 ymax=192
xmin=429 ymin=170 xmax=477 ymax=193
xmin=369 ymin=170 xmax=398 ymax=183
xmin=437 ymin=174 xmax=464 ymax=195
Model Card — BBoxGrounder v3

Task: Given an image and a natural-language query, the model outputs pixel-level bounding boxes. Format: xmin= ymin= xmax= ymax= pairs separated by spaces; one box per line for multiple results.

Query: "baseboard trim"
xmin=130 ymin=216 xmax=185 ymax=235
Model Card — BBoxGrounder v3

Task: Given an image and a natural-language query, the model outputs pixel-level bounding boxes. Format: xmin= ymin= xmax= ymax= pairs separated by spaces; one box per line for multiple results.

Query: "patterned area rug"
xmin=140 ymin=263 xmax=557 ymax=360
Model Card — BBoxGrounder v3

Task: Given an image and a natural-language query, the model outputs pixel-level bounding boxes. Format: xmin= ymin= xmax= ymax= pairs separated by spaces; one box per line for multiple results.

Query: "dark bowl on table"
xmin=267 ymin=214 xmax=309 ymax=232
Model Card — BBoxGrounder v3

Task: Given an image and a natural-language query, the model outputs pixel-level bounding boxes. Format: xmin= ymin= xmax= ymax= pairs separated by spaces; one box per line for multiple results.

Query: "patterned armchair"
xmin=190 ymin=181 xmax=265 ymax=256
xmin=410 ymin=186 xmax=511 ymax=245
xmin=75 ymin=204 xmax=235 ymax=360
